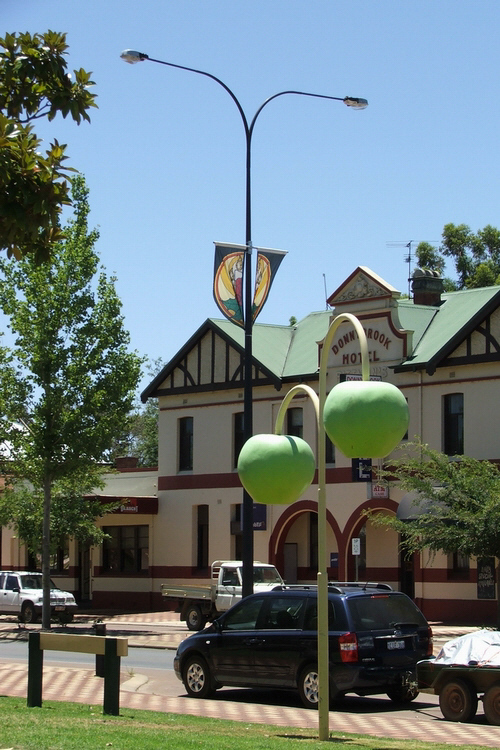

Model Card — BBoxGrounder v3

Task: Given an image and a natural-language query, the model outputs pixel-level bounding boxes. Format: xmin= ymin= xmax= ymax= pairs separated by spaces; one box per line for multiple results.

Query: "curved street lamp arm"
xmin=134 ymin=53 xmax=250 ymax=138
xmin=249 ymin=90 xmax=347 ymax=138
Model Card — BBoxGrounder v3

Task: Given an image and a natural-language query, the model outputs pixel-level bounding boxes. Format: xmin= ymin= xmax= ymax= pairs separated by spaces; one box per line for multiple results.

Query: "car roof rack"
xmin=272 ymin=583 xmax=344 ymax=594
xmin=334 ymin=581 xmax=393 ymax=591
xmin=272 ymin=582 xmax=393 ymax=594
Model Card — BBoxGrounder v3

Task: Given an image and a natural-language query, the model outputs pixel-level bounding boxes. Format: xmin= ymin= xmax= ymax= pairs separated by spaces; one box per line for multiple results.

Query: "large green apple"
xmin=323 ymin=380 xmax=409 ymax=458
xmin=237 ymin=433 xmax=316 ymax=505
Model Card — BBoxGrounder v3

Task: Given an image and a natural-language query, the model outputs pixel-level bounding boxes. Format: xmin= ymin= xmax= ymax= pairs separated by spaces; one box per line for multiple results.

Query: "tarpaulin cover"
xmin=435 ymin=629 xmax=500 ymax=666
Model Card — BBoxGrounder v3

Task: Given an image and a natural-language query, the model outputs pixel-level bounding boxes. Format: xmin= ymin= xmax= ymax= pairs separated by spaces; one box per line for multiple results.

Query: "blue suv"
xmin=174 ymin=583 xmax=433 ymax=708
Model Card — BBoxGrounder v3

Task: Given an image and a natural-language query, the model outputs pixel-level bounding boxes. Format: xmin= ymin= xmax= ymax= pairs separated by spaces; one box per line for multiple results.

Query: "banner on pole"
xmin=213 ymin=243 xmax=286 ymax=327
xmin=252 ymin=247 xmax=287 ymax=322
xmin=213 ymin=243 xmax=246 ymax=327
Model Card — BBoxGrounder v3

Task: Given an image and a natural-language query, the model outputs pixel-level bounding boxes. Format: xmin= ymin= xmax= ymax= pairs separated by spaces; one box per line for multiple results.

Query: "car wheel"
xmin=439 ymin=678 xmax=478 ymax=722
xmin=483 ymin=683 xmax=500 ymax=725
xmin=182 ymin=655 xmax=214 ymax=698
xmin=58 ymin=612 xmax=74 ymax=624
xmin=186 ymin=604 xmax=206 ymax=631
xmin=298 ymin=664 xmax=319 ymax=709
xmin=19 ymin=602 xmax=38 ymax=624
xmin=21 ymin=602 xmax=38 ymax=624
xmin=386 ymin=683 xmax=419 ymax=704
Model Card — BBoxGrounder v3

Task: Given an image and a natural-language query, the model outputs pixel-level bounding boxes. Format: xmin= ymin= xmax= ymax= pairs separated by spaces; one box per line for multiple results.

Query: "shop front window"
xmin=102 ymin=525 xmax=149 ymax=573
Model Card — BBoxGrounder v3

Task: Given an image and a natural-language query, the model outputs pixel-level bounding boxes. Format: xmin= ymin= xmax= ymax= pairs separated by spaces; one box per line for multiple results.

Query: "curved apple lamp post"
xmin=238 ymin=312 xmax=409 ymax=740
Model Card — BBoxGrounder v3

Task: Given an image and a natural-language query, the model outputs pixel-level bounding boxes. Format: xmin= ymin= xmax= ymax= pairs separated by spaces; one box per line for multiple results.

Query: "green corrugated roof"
xmin=281 ymin=311 xmax=331 ymax=377
xmin=215 ymin=284 xmax=500 ymax=379
xmin=210 ymin=318 xmax=294 ymax=378
xmin=211 ymin=312 xmax=331 ymax=379
xmin=396 ymin=285 xmax=500 ymax=372
xmin=142 ymin=283 xmax=500 ymax=402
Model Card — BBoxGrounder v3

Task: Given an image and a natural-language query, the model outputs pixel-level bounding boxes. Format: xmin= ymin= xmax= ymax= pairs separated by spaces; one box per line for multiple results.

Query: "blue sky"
xmin=4 ymin=1 xmax=500 ymax=388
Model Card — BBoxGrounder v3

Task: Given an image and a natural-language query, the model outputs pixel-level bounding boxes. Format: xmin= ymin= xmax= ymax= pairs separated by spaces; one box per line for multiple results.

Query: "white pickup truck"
xmin=161 ymin=560 xmax=284 ymax=630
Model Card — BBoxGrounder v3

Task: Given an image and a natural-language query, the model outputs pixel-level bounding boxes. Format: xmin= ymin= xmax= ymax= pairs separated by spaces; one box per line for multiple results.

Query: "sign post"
xmin=352 ymin=537 xmax=361 ymax=582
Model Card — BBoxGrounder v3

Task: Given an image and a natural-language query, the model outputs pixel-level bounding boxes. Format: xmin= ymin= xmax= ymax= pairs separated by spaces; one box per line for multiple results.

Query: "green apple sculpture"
xmin=323 ymin=380 xmax=409 ymax=458
xmin=237 ymin=433 xmax=316 ymax=505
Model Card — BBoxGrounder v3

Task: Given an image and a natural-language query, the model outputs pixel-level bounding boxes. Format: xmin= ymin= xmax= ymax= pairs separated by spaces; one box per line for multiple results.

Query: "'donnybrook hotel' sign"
xmin=328 ymin=316 xmax=406 ymax=366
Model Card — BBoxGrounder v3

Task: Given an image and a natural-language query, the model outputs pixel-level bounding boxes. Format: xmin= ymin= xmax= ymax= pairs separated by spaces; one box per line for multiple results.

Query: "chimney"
xmin=412 ymin=268 xmax=444 ymax=306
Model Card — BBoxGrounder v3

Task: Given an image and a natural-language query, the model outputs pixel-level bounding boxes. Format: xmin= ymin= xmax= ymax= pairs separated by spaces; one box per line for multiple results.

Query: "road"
xmin=0 ymin=639 xmax=175 ymax=670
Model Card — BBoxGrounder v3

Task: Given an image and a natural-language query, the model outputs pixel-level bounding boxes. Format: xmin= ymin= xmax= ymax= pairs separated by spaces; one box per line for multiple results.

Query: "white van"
xmin=0 ymin=571 xmax=78 ymax=623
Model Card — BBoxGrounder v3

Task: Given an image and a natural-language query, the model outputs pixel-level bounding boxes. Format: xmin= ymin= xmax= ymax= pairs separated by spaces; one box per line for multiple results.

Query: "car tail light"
xmin=426 ymin=626 xmax=433 ymax=657
xmin=339 ymin=632 xmax=358 ymax=663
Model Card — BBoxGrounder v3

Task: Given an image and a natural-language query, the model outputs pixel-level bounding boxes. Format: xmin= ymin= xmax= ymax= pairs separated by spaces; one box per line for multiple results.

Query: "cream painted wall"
xmin=366 ymin=520 xmax=399 ymax=568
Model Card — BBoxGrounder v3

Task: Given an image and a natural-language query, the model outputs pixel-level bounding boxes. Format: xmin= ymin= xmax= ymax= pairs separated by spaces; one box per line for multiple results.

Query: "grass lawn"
xmin=0 ymin=697 xmax=496 ymax=750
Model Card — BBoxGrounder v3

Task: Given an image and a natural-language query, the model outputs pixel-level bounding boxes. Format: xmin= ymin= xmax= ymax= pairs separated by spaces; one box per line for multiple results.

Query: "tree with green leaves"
xmin=0 ymin=30 xmax=97 ymax=262
xmin=0 ymin=176 xmax=142 ymax=628
xmin=367 ymin=442 xmax=500 ymax=622
xmin=416 ymin=223 xmax=500 ymax=290
xmin=110 ymin=359 xmax=164 ymax=468
xmin=111 ymin=397 xmax=159 ymax=468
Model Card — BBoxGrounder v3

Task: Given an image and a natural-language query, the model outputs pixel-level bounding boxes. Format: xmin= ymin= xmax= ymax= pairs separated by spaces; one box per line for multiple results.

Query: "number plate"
xmin=387 ymin=639 xmax=405 ymax=650
xmin=54 ymin=606 xmax=65 ymax=611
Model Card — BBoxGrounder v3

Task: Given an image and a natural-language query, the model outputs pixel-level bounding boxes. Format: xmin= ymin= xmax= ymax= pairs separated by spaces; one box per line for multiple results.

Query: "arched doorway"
xmin=269 ymin=500 xmax=341 ymax=583
xmin=344 ymin=500 xmax=400 ymax=587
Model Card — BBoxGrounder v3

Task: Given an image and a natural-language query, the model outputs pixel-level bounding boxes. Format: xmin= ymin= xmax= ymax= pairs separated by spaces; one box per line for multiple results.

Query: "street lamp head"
xmin=120 ymin=49 xmax=149 ymax=64
xmin=343 ymin=97 xmax=368 ymax=109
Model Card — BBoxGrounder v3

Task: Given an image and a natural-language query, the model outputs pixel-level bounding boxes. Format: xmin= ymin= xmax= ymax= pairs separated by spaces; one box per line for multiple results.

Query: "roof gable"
xmin=141 ymin=319 xmax=290 ymax=400
xmin=141 ymin=312 xmax=333 ymax=401
xmin=396 ymin=285 xmax=500 ymax=374
xmin=328 ymin=266 xmax=400 ymax=307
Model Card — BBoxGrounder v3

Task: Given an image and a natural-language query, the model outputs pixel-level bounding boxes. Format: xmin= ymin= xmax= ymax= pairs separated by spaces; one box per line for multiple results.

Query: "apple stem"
xmin=273 ymin=384 xmax=320 ymax=435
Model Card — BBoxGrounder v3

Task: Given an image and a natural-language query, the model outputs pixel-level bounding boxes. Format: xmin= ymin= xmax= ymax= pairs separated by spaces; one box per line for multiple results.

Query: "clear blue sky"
xmin=4 ymin=1 xmax=500 ymax=389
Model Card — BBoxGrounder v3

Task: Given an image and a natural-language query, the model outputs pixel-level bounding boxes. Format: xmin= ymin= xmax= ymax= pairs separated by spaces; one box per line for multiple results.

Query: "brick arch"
xmin=268 ymin=500 xmax=342 ymax=576
xmin=342 ymin=498 xmax=399 ymax=581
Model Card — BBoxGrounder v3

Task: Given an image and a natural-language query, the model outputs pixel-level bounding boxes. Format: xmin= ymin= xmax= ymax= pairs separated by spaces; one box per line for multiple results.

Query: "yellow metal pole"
xmin=273 ymin=314 xmax=369 ymax=741
xmin=317 ymin=313 xmax=369 ymax=740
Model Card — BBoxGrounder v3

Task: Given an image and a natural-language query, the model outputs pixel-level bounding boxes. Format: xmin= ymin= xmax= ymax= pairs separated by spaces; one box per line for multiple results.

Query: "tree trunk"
xmin=42 ymin=476 xmax=51 ymax=630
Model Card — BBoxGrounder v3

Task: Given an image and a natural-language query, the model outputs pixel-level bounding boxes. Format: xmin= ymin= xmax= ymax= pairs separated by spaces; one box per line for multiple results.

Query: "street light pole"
xmin=121 ymin=50 xmax=367 ymax=597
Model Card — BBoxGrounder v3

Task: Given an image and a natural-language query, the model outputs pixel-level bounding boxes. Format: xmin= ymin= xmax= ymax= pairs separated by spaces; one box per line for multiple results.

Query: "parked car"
xmin=0 ymin=571 xmax=78 ymax=624
xmin=161 ymin=560 xmax=284 ymax=631
xmin=174 ymin=583 xmax=433 ymax=708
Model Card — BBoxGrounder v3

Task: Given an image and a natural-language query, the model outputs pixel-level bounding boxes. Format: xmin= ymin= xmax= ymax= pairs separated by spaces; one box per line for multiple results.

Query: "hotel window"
xmin=178 ymin=416 xmax=193 ymax=471
xmin=196 ymin=504 xmax=209 ymax=569
xmin=233 ymin=411 xmax=245 ymax=468
xmin=449 ymin=551 xmax=470 ymax=577
xmin=403 ymin=398 xmax=409 ymax=440
xmin=102 ymin=525 xmax=149 ymax=573
xmin=325 ymin=435 xmax=335 ymax=465
xmin=28 ymin=541 xmax=70 ymax=575
xmin=309 ymin=512 xmax=318 ymax=570
xmin=287 ymin=407 xmax=303 ymax=438
xmin=230 ymin=504 xmax=243 ymax=560
xmin=50 ymin=542 xmax=70 ymax=574
xmin=443 ymin=393 xmax=464 ymax=456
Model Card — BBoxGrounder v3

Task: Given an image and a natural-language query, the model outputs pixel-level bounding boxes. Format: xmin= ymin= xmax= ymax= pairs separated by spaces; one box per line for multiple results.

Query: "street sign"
xmin=352 ymin=537 xmax=361 ymax=556
xmin=352 ymin=458 xmax=372 ymax=482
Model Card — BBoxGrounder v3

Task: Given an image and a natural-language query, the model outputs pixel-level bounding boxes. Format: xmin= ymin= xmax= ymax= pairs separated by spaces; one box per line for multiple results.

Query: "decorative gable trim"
xmin=440 ymin=312 xmax=500 ymax=369
xmin=327 ymin=266 xmax=399 ymax=307
xmin=141 ymin=319 xmax=282 ymax=401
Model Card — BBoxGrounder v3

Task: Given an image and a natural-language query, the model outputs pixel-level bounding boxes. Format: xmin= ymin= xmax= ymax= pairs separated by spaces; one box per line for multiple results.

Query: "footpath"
xmin=0 ymin=612 xmax=499 ymax=747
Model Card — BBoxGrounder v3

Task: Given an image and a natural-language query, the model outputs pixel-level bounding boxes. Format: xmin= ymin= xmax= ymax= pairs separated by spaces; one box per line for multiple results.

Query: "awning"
xmin=397 ymin=488 xmax=445 ymax=522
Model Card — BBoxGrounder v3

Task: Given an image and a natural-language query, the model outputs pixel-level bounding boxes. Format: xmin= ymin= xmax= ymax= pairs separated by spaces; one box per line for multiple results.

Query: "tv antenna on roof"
xmin=387 ymin=240 xmax=438 ymax=298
